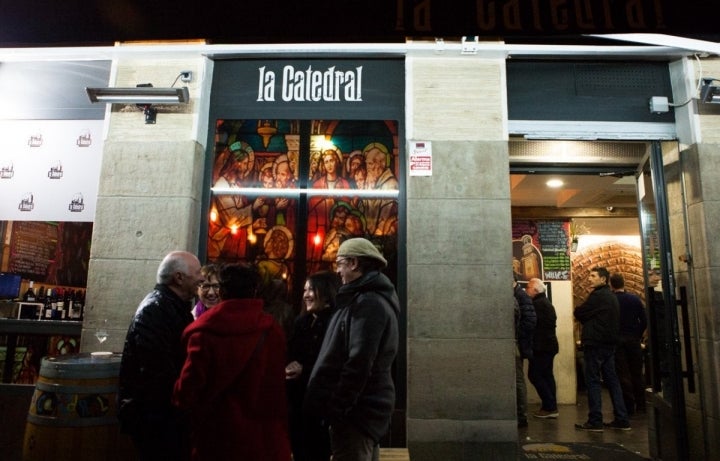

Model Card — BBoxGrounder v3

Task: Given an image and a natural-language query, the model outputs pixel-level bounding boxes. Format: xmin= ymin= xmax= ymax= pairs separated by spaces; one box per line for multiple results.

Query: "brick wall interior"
xmin=571 ymin=241 xmax=645 ymax=305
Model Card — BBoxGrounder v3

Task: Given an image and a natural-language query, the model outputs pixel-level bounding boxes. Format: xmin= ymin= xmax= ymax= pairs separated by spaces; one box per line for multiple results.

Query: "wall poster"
xmin=512 ymin=219 xmax=571 ymax=281
xmin=0 ymin=120 xmax=104 ymax=222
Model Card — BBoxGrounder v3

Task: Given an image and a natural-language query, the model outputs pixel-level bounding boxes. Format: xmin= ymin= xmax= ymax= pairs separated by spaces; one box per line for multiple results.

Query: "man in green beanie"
xmin=305 ymin=238 xmax=400 ymax=461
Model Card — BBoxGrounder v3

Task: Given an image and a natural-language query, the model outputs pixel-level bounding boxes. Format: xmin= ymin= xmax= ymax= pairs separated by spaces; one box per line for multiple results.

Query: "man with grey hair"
xmin=118 ymin=250 xmax=203 ymax=461
xmin=525 ymin=278 xmax=559 ymax=419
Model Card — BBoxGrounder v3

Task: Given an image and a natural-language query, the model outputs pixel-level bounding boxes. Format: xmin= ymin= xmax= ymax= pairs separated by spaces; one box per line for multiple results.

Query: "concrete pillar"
xmin=406 ymin=53 xmax=517 ymax=459
xmin=667 ymin=56 xmax=720 ymax=459
xmin=81 ymin=55 xmax=207 ymax=352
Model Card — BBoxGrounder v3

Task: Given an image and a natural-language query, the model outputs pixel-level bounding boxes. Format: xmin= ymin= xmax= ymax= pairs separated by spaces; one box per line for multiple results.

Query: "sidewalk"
xmin=519 ymin=390 xmax=650 ymax=460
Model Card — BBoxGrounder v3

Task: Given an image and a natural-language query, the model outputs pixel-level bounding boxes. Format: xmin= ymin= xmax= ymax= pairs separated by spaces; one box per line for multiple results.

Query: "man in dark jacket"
xmin=118 ymin=251 xmax=204 ymax=461
xmin=305 ymin=238 xmax=399 ymax=461
xmin=526 ymin=278 xmax=559 ymax=419
xmin=574 ymin=267 xmax=631 ymax=432
xmin=610 ymin=272 xmax=648 ymax=415
xmin=514 ymin=275 xmax=536 ymax=428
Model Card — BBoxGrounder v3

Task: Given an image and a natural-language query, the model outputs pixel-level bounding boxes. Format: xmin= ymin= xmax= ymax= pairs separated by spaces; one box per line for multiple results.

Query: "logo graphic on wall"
xmin=0 ymin=163 xmax=13 ymax=179
xmin=69 ymin=193 xmax=85 ymax=212
xmin=28 ymin=133 xmax=43 ymax=147
xmin=76 ymin=131 xmax=92 ymax=147
xmin=48 ymin=161 xmax=63 ymax=179
xmin=18 ymin=193 xmax=34 ymax=211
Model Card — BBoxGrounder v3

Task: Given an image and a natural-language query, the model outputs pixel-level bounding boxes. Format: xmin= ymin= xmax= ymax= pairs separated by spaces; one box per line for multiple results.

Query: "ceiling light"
xmin=546 ymin=179 xmax=564 ymax=188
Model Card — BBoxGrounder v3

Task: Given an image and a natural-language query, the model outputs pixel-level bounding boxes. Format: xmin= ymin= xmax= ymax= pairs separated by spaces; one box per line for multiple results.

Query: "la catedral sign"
xmin=0 ymin=0 xmax=716 ymax=46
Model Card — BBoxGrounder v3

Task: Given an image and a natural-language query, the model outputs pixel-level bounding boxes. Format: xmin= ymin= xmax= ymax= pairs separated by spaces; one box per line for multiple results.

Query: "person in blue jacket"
xmin=514 ymin=274 xmax=536 ymax=428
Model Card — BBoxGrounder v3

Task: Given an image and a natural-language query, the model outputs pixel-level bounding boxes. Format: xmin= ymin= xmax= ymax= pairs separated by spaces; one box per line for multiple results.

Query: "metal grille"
xmin=509 ymin=140 xmax=646 ymax=165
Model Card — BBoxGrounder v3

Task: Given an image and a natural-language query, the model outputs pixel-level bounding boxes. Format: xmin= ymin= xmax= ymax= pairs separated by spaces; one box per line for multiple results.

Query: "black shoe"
xmin=575 ymin=422 xmax=603 ymax=432
xmin=604 ymin=420 xmax=631 ymax=431
xmin=518 ymin=419 xmax=528 ymax=428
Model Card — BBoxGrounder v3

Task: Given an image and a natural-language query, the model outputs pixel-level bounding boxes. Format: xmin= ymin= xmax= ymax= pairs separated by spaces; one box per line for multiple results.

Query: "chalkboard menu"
xmin=8 ymin=222 xmax=58 ymax=281
xmin=6 ymin=221 xmax=92 ymax=286
xmin=536 ymin=221 xmax=571 ymax=280
xmin=512 ymin=219 xmax=571 ymax=281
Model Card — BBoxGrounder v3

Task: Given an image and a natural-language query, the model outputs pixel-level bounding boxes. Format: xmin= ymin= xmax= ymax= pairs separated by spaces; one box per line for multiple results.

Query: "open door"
xmin=636 ymin=141 xmax=689 ymax=460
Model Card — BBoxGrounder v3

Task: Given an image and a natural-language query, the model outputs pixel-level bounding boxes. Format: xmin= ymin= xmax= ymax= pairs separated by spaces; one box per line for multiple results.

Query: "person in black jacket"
xmin=574 ymin=266 xmax=631 ymax=432
xmin=610 ymin=272 xmax=648 ymax=415
xmin=526 ymin=278 xmax=559 ymax=419
xmin=286 ymin=271 xmax=341 ymax=461
xmin=305 ymin=238 xmax=399 ymax=461
xmin=514 ymin=275 xmax=536 ymax=428
xmin=118 ymin=251 xmax=204 ymax=461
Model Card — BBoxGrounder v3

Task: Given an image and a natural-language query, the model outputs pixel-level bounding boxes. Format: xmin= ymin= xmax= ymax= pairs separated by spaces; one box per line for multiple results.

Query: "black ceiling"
xmin=0 ymin=0 xmax=717 ymax=47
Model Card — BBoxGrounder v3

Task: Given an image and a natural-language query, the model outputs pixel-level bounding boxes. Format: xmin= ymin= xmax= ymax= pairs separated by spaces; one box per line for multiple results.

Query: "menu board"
xmin=8 ymin=222 xmax=58 ymax=281
xmin=512 ymin=219 xmax=571 ymax=281
xmin=6 ymin=221 xmax=92 ymax=286
xmin=536 ymin=221 xmax=571 ymax=280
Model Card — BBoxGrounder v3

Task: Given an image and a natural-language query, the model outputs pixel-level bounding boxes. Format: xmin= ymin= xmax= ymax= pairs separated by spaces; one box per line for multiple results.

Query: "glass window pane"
xmin=206 ymin=119 xmax=400 ymax=300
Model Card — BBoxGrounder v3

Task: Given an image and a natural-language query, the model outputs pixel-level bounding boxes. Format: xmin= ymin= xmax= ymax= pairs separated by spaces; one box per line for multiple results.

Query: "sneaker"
xmin=574 ymin=422 xmax=604 ymax=432
xmin=604 ymin=420 xmax=632 ymax=431
xmin=533 ymin=409 xmax=559 ymax=419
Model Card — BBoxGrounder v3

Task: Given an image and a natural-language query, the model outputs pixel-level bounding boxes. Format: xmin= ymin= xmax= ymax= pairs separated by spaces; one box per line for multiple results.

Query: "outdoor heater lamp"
xmin=85 ymin=85 xmax=190 ymax=104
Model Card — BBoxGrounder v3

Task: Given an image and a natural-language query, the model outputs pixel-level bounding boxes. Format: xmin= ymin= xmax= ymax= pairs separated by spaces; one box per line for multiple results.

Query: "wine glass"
xmin=95 ymin=319 xmax=108 ymax=344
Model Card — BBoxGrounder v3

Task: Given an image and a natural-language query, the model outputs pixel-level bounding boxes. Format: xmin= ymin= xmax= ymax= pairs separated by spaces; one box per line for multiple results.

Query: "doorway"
xmin=510 ymin=140 xmax=674 ymax=458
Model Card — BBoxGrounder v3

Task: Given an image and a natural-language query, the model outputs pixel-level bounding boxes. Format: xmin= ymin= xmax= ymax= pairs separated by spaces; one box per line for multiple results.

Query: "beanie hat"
xmin=337 ymin=238 xmax=387 ymax=268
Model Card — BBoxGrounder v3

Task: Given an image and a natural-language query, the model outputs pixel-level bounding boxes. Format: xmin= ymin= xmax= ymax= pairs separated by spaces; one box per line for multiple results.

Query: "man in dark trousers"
xmin=526 ymin=278 xmax=559 ymax=419
xmin=574 ymin=266 xmax=631 ymax=432
xmin=305 ymin=238 xmax=399 ymax=461
xmin=118 ymin=251 xmax=204 ymax=461
xmin=610 ymin=272 xmax=648 ymax=415
xmin=514 ymin=275 xmax=536 ymax=428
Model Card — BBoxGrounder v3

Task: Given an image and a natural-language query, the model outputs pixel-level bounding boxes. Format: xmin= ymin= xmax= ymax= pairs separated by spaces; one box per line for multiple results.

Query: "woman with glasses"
xmin=192 ymin=264 xmax=220 ymax=319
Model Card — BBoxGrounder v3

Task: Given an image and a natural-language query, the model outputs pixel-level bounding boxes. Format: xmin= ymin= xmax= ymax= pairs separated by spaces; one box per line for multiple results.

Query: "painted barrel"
xmin=22 ymin=352 xmax=134 ymax=461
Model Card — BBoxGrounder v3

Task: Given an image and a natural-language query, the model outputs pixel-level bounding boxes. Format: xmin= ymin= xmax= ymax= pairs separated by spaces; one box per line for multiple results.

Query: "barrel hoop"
xmin=39 ymin=366 xmax=120 ymax=380
xmin=26 ymin=413 xmax=118 ymax=427
xmin=36 ymin=382 xmax=118 ymax=394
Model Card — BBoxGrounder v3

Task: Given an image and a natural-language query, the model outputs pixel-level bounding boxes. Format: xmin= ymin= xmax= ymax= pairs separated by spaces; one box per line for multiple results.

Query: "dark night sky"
xmin=0 ymin=0 xmax=717 ymax=47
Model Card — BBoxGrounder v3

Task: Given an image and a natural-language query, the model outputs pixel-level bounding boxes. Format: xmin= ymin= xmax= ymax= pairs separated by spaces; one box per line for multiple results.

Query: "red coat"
xmin=173 ymin=298 xmax=291 ymax=461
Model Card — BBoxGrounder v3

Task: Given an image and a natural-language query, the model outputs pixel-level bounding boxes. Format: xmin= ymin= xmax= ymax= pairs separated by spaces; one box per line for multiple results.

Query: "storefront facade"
xmin=3 ymin=37 xmax=720 ymax=459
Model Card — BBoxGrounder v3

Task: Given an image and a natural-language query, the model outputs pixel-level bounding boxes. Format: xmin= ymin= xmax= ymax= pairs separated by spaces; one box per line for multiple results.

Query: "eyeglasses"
xmin=200 ymin=283 xmax=220 ymax=292
xmin=335 ymin=258 xmax=351 ymax=267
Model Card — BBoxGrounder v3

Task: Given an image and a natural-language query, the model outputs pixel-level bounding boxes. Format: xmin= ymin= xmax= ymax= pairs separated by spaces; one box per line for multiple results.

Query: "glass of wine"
xmin=95 ymin=319 xmax=109 ymax=344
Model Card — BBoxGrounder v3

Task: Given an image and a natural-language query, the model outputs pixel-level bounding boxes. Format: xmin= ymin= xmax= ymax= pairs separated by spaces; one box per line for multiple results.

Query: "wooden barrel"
xmin=23 ymin=352 xmax=134 ymax=461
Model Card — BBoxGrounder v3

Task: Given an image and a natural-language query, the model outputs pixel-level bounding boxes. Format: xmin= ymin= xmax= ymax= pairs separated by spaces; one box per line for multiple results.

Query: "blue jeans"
xmin=583 ymin=345 xmax=629 ymax=426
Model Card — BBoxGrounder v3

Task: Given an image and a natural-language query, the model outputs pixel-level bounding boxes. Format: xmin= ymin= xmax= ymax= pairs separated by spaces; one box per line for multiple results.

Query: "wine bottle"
xmin=42 ymin=289 xmax=53 ymax=320
xmin=67 ymin=290 xmax=76 ymax=320
xmin=76 ymin=290 xmax=85 ymax=321
xmin=23 ymin=281 xmax=36 ymax=302
xmin=56 ymin=288 xmax=66 ymax=320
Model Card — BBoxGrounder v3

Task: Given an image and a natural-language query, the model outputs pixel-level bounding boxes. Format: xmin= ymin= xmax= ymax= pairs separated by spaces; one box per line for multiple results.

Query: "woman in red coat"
xmin=173 ymin=264 xmax=291 ymax=461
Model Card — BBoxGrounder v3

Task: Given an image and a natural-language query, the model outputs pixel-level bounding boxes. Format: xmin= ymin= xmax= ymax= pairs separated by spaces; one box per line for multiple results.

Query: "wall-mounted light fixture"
xmin=85 ymin=85 xmax=190 ymax=104
xmin=700 ymin=78 xmax=720 ymax=104
xmin=85 ymin=71 xmax=192 ymax=124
